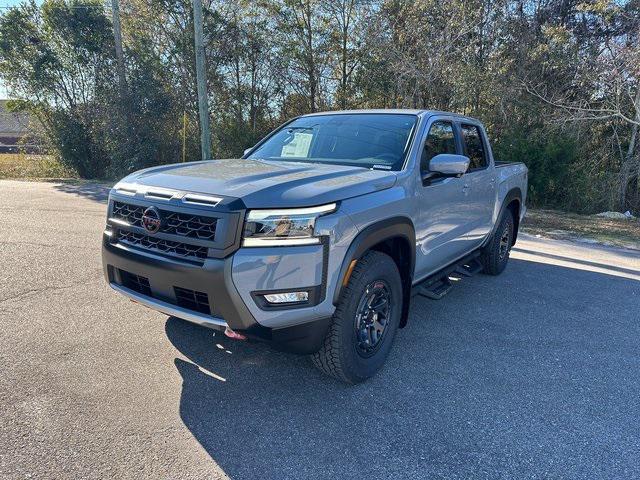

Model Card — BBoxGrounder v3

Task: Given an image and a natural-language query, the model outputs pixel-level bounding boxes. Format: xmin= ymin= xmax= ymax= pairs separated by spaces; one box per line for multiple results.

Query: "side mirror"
xmin=429 ymin=153 xmax=470 ymax=176
xmin=243 ymin=147 xmax=253 ymax=157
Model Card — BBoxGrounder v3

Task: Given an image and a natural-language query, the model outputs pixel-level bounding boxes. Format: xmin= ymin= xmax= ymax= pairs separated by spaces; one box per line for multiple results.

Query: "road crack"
xmin=0 ymin=278 xmax=102 ymax=305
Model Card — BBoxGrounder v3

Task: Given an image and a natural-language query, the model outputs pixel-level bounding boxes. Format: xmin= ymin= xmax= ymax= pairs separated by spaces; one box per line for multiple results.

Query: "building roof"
xmin=0 ymin=100 xmax=30 ymax=135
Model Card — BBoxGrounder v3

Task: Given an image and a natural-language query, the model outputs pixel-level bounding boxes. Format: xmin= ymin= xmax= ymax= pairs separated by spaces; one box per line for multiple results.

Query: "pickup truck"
xmin=102 ymin=110 xmax=527 ymax=383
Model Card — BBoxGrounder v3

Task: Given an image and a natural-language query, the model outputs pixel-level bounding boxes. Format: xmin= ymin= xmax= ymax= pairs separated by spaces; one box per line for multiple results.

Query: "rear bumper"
xmin=102 ymin=234 xmax=331 ymax=354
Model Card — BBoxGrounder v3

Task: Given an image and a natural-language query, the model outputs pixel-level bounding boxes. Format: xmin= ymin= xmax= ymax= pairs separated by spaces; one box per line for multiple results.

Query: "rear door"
xmin=459 ymin=123 xmax=496 ymax=245
xmin=414 ymin=118 xmax=472 ymax=279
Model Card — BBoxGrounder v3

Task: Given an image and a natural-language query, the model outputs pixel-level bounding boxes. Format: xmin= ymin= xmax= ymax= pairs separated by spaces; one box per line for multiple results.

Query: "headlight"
xmin=242 ymin=203 xmax=336 ymax=247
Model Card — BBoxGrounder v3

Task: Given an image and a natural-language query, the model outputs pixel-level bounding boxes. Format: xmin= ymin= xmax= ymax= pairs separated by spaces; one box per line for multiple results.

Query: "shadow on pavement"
xmin=53 ymin=180 xmax=111 ymax=203
xmin=165 ymin=257 xmax=640 ymax=479
xmin=512 ymin=246 xmax=640 ymax=277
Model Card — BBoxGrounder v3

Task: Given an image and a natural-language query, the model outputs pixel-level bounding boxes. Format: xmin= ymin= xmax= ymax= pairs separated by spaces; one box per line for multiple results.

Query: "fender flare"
xmin=485 ymin=187 xmax=522 ymax=247
xmin=332 ymin=217 xmax=416 ymax=326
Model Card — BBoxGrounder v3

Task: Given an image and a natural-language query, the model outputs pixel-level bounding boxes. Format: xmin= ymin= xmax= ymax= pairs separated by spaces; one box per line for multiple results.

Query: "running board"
xmin=417 ymin=277 xmax=452 ymax=300
xmin=454 ymin=258 xmax=483 ymax=277
xmin=412 ymin=252 xmax=483 ymax=301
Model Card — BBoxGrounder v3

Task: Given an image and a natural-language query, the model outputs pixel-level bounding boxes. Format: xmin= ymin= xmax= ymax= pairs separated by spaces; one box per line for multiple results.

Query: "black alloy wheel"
xmin=354 ymin=280 xmax=393 ymax=357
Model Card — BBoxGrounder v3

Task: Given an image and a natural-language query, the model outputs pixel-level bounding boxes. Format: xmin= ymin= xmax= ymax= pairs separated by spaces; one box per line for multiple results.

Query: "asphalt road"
xmin=1 ymin=179 xmax=639 ymax=480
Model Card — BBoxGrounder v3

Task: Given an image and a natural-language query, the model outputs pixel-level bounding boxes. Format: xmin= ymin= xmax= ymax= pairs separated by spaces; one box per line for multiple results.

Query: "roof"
xmin=301 ymin=108 xmax=480 ymax=123
xmin=303 ymin=108 xmax=426 ymax=117
xmin=0 ymin=100 xmax=30 ymax=135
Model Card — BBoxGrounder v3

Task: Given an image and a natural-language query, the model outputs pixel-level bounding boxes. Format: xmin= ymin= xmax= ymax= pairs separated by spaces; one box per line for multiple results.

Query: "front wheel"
xmin=480 ymin=211 xmax=515 ymax=275
xmin=311 ymin=251 xmax=402 ymax=383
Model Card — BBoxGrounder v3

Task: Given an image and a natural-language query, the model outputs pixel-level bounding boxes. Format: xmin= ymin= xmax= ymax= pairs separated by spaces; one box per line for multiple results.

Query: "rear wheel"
xmin=480 ymin=210 xmax=515 ymax=275
xmin=311 ymin=251 xmax=402 ymax=383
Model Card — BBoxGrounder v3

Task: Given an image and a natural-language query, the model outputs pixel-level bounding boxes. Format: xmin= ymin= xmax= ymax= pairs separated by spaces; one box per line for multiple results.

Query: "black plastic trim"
xmin=333 ymin=217 xmax=416 ymax=307
xmin=236 ymin=317 xmax=332 ymax=355
xmin=483 ymin=187 xmax=522 ymax=248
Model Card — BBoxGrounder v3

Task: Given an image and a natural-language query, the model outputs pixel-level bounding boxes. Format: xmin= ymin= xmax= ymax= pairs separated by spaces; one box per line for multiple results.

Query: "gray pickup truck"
xmin=102 ymin=110 xmax=527 ymax=383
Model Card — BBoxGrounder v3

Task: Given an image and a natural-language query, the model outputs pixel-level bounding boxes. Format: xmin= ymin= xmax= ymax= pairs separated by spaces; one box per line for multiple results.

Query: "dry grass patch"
xmin=0 ymin=153 xmax=76 ymax=179
xmin=523 ymin=209 xmax=640 ymax=250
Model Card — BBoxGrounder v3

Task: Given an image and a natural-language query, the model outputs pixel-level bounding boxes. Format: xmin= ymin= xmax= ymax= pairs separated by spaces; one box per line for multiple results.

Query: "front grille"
xmin=118 ymin=230 xmax=208 ymax=261
xmin=112 ymin=202 xmax=144 ymax=228
xmin=119 ymin=270 xmax=152 ymax=296
xmin=174 ymin=287 xmax=211 ymax=314
xmin=163 ymin=211 xmax=217 ymax=240
xmin=112 ymin=201 xmax=217 ymax=240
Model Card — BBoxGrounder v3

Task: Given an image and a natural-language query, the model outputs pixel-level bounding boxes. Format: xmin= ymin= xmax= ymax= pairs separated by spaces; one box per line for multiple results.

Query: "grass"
xmin=0 ymin=153 xmax=76 ymax=179
xmin=523 ymin=209 xmax=640 ymax=251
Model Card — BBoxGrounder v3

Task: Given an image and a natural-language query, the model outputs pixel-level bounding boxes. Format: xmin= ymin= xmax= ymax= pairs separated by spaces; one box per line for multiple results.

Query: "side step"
xmin=412 ymin=253 xmax=483 ymax=301
xmin=417 ymin=276 xmax=452 ymax=300
xmin=454 ymin=258 xmax=483 ymax=277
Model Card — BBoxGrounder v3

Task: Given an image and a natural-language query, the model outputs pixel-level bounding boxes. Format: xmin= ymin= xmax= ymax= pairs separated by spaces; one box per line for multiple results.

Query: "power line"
xmin=0 ymin=4 xmax=105 ymax=8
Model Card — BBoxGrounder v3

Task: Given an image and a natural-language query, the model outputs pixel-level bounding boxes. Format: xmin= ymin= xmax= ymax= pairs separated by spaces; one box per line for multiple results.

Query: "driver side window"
xmin=420 ymin=121 xmax=456 ymax=175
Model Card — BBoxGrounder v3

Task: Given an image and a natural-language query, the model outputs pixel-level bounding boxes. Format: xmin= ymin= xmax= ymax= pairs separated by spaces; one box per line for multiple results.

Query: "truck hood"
xmin=119 ymin=158 xmax=398 ymax=208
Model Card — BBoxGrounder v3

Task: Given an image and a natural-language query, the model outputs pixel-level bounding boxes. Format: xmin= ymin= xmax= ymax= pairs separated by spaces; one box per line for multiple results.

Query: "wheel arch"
xmin=333 ymin=216 xmax=415 ymax=328
xmin=488 ymin=187 xmax=522 ymax=247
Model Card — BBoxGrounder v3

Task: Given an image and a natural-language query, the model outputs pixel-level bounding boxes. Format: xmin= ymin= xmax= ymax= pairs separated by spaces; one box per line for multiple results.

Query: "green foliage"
xmin=494 ymin=128 xmax=579 ymax=209
xmin=48 ymin=110 xmax=109 ymax=178
xmin=0 ymin=0 xmax=116 ymax=178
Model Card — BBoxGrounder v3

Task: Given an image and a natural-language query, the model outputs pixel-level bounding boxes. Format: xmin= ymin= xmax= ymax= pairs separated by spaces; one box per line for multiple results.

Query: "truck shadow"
xmin=165 ymin=256 xmax=640 ymax=479
xmin=53 ymin=180 xmax=111 ymax=203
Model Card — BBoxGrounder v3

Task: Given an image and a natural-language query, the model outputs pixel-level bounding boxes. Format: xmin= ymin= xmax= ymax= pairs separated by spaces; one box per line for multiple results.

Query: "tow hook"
xmin=224 ymin=326 xmax=247 ymax=341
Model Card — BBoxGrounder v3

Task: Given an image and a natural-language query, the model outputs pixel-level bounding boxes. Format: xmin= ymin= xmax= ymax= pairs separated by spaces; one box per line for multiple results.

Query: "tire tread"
xmin=481 ymin=211 xmax=515 ymax=276
xmin=311 ymin=251 xmax=398 ymax=383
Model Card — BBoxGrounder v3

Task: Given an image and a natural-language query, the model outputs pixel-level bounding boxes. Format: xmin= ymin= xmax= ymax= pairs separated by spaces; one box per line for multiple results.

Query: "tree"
xmin=523 ymin=0 xmax=640 ymax=210
xmin=266 ymin=0 xmax=330 ymax=114
xmin=0 ymin=0 xmax=116 ymax=177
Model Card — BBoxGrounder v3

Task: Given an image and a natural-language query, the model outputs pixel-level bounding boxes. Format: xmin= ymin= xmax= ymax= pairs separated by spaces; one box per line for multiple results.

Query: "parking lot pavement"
xmin=1 ymin=179 xmax=639 ymax=480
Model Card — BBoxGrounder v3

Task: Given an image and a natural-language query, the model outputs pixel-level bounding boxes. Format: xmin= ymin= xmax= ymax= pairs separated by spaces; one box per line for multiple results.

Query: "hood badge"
xmin=142 ymin=206 xmax=162 ymax=234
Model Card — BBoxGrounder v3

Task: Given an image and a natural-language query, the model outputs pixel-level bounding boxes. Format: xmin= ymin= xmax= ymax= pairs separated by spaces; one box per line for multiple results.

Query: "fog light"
xmin=263 ymin=291 xmax=309 ymax=304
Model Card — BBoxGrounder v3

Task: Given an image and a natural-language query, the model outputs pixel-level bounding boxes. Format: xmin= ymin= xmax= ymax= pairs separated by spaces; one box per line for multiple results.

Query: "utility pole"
xmin=192 ymin=0 xmax=212 ymax=160
xmin=111 ymin=0 xmax=126 ymax=98
xmin=182 ymin=111 xmax=188 ymax=163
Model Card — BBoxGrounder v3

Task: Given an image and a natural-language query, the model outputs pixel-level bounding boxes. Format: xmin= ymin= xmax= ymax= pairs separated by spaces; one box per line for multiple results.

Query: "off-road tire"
xmin=480 ymin=210 xmax=515 ymax=275
xmin=311 ymin=251 xmax=402 ymax=383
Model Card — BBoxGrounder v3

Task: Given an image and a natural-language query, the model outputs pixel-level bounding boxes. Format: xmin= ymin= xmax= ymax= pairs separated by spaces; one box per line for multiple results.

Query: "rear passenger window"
xmin=461 ymin=124 xmax=487 ymax=170
xmin=421 ymin=121 xmax=456 ymax=173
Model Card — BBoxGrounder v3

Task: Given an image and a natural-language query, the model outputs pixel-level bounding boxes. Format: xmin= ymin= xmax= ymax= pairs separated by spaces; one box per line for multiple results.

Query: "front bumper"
xmin=102 ymin=234 xmax=332 ymax=354
xmin=110 ymin=282 xmax=227 ymax=329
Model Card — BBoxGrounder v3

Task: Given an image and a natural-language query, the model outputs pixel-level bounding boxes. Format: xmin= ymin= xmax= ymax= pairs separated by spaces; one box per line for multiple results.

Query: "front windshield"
xmin=247 ymin=113 xmax=417 ymax=170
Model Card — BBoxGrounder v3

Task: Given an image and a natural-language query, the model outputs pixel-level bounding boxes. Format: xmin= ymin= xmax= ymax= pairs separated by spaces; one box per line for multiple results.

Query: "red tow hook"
xmin=224 ymin=326 xmax=247 ymax=341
